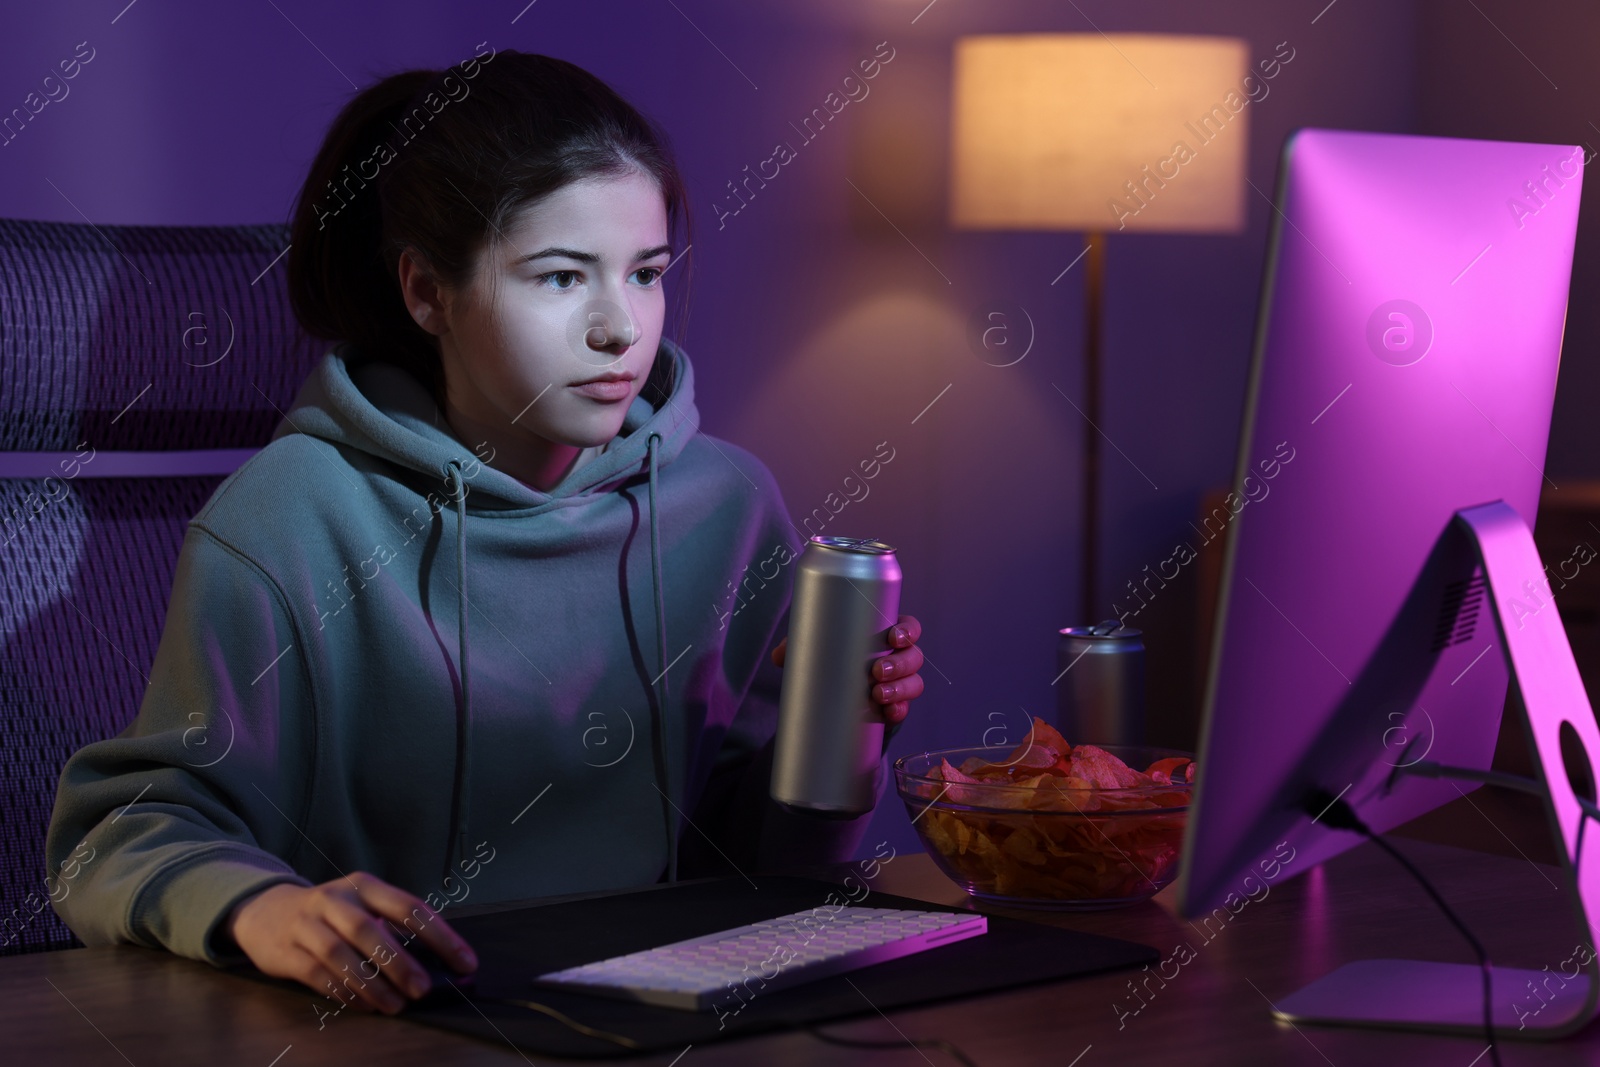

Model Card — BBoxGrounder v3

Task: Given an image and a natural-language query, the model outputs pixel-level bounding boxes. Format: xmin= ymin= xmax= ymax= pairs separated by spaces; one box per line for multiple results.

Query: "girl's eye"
xmin=537 ymin=270 xmax=580 ymax=290
xmin=536 ymin=269 xmax=662 ymax=290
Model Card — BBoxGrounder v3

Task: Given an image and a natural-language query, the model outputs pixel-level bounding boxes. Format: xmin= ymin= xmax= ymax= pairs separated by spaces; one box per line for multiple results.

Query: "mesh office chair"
xmin=0 ymin=218 xmax=326 ymax=955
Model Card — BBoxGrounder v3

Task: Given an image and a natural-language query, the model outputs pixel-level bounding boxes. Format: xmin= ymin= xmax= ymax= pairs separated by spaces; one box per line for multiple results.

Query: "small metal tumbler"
xmin=1056 ymin=620 xmax=1146 ymax=745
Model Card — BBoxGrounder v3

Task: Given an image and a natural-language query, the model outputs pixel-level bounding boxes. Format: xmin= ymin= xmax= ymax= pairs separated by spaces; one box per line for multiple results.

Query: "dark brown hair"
xmin=287 ymin=48 xmax=692 ymax=405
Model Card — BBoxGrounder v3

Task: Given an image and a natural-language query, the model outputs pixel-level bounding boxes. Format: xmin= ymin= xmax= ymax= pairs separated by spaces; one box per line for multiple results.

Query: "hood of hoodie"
xmin=269 ymin=335 xmax=700 ymax=883
xmin=273 ymin=335 xmax=699 ymax=511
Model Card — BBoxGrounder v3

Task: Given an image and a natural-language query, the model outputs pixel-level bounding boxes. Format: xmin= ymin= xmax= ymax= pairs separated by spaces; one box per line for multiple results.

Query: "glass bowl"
xmin=894 ymin=743 xmax=1195 ymax=910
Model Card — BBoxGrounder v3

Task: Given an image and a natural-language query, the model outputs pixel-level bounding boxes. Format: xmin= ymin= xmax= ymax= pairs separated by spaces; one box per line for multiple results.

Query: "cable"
xmin=480 ymin=995 xmax=646 ymax=1051
xmin=800 ymin=1020 xmax=982 ymax=1065
xmin=1303 ymin=787 xmax=1502 ymax=1067
xmin=1399 ymin=760 xmax=1543 ymax=796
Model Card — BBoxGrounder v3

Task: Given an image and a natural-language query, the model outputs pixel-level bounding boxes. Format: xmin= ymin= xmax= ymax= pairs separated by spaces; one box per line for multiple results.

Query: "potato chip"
xmin=927 ymin=757 xmax=992 ymax=808
xmin=997 ymin=717 xmax=1072 ymax=770
xmin=1146 ymin=756 xmax=1193 ymax=784
xmin=1066 ymin=744 xmax=1145 ymax=789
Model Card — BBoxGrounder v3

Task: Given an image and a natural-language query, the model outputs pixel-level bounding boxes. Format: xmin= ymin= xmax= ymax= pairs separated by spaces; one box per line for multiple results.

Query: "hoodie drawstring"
xmin=648 ymin=431 xmax=678 ymax=882
xmin=438 ymin=441 xmax=677 ymax=889
xmin=443 ymin=459 xmax=472 ymax=882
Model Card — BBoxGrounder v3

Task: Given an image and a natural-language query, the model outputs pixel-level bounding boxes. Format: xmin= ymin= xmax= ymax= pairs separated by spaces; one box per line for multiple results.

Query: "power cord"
xmin=1303 ymin=787 xmax=1502 ymax=1067
xmin=486 ymin=994 xmax=646 ymax=1050
xmin=799 ymin=1020 xmax=982 ymax=1065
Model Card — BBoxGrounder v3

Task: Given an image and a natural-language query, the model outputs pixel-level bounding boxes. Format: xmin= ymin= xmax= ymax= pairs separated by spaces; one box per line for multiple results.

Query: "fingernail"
xmin=881 ymin=660 xmax=894 ymax=678
xmin=882 ymin=683 xmax=898 ymax=701
xmin=892 ymin=627 xmax=907 ymax=643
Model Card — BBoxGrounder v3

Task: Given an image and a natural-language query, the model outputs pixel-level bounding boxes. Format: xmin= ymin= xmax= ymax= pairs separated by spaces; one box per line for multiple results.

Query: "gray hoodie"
xmin=44 ymin=336 xmax=892 ymax=967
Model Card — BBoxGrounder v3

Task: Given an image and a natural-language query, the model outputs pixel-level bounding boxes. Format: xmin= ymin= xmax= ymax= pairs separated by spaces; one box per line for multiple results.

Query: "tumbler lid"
xmin=1060 ymin=618 xmax=1143 ymax=639
xmin=812 ymin=535 xmax=897 ymax=555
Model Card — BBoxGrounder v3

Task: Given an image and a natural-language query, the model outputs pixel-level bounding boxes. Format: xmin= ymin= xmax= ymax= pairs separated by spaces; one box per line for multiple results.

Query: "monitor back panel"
xmin=1180 ymin=128 xmax=1585 ymax=916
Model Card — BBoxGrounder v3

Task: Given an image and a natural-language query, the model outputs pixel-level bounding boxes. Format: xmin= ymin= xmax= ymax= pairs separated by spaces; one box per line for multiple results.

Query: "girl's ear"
xmin=398 ymin=246 xmax=449 ymax=337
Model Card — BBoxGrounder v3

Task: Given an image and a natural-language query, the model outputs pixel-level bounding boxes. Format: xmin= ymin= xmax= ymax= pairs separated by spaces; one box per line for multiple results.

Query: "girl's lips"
xmin=569 ymin=380 xmax=633 ymax=402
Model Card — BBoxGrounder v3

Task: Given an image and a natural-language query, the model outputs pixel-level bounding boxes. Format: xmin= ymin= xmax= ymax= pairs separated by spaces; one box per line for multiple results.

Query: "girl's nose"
xmin=580 ymin=297 xmax=638 ymax=351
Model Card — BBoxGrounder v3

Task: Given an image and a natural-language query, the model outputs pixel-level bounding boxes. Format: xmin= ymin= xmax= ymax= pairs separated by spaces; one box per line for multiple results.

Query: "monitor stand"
xmin=1273 ymin=500 xmax=1600 ymax=1039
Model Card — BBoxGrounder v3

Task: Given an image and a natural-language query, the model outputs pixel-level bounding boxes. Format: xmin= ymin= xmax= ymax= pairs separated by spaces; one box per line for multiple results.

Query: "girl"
xmin=44 ymin=48 xmax=924 ymax=1016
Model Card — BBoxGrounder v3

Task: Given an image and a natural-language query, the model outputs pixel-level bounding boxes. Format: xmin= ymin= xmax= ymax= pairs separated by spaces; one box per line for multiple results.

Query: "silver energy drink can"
xmin=771 ymin=536 xmax=903 ymax=818
xmin=1056 ymin=621 xmax=1145 ymax=745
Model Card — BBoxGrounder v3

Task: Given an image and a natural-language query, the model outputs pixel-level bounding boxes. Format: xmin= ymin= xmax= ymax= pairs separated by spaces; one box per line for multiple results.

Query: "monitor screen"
xmin=1178 ymin=127 xmax=1585 ymax=917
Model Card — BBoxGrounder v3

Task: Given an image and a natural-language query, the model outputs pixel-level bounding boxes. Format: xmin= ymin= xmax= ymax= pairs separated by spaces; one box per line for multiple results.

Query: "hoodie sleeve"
xmin=678 ymin=462 xmax=903 ymax=879
xmin=44 ymin=523 xmax=317 ymax=968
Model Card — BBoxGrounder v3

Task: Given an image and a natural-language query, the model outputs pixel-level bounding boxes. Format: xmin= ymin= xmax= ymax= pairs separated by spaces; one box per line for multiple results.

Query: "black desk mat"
xmin=387 ymin=874 xmax=1159 ymax=1059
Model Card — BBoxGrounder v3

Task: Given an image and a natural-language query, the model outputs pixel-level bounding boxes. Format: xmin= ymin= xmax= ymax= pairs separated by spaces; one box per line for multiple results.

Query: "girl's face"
xmin=403 ymin=169 xmax=672 ymax=486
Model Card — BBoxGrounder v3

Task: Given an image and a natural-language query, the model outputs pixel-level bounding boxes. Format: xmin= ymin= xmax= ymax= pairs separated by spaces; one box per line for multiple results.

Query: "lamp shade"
xmin=950 ymin=34 xmax=1250 ymax=234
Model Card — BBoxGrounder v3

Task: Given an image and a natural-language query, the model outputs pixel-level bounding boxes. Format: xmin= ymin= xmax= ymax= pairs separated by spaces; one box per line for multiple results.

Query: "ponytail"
xmin=288 ymin=69 xmax=441 ymax=397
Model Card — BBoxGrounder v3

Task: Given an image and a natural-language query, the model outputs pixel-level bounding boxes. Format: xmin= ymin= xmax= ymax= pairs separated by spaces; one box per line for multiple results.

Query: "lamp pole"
xmin=1081 ymin=231 xmax=1106 ymax=625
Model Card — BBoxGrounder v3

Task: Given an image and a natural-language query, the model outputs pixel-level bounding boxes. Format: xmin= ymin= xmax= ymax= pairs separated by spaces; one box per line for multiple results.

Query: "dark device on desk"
xmin=396 ymin=875 xmax=1157 ymax=1059
xmin=1178 ymin=127 xmax=1599 ymax=1038
xmin=404 ymin=938 xmax=477 ymax=1009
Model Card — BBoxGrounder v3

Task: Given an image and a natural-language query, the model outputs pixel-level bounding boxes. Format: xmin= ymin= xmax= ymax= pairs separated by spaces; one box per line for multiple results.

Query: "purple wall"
xmin=12 ymin=1 xmax=1566 ymax=865
xmin=1415 ymin=0 xmax=1600 ymax=483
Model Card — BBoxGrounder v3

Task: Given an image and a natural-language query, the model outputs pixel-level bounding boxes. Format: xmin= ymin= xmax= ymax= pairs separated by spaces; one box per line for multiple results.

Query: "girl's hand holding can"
xmin=773 ymin=613 xmax=924 ymax=726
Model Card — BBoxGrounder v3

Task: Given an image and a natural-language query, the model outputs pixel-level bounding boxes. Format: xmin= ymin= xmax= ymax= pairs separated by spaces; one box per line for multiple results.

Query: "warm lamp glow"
xmin=950 ymin=34 xmax=1251 ymax=234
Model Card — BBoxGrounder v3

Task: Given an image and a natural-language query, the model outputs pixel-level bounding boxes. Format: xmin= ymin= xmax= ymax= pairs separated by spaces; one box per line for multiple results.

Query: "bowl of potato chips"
xmin=894 ymin=717 xmax=1195 ymax=909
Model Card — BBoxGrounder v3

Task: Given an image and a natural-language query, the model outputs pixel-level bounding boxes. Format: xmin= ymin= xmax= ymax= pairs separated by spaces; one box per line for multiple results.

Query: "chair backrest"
xmin=0 ymin=218 xmax=326 ymax=955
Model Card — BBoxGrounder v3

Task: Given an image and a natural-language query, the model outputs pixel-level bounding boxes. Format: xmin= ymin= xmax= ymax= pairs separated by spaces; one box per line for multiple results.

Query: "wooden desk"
xmin=6 ymin=790 xmax=1597 ymax=1065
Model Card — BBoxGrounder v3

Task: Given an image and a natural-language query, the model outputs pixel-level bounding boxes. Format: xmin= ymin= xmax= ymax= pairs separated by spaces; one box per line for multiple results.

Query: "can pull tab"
xmin=1087 ymin=618 xmax=1125 ymax=636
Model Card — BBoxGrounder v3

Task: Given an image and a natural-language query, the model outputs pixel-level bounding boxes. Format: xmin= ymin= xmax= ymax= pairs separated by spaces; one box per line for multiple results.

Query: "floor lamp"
xmin=949 ymin=34 xmax=1249 ymax=623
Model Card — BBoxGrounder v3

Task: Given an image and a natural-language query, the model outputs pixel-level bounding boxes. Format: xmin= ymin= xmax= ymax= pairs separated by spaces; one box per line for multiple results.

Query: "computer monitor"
xmin=1176 ymin=127 xmax=1597 ymax=1035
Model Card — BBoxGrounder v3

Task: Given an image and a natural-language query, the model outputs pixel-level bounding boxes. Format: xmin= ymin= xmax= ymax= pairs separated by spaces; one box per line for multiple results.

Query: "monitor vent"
xmin=1431 ymin=573 xmax=1486 ymax=653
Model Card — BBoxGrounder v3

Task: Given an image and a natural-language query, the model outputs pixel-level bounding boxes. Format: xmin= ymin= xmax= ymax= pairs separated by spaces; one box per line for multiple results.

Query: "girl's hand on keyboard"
xmin=225 ymin=870 xmax=479 ymax=1015
xmin=772 ymin=613 xmax=924 ymax=727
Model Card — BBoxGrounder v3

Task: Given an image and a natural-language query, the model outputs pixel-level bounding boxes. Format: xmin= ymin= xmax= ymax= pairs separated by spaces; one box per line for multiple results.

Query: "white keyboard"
xmin=532 ymin=905 xmax=988 ymax=1011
